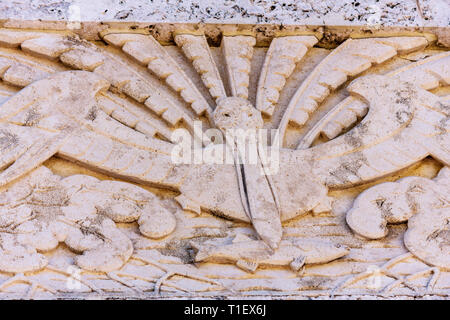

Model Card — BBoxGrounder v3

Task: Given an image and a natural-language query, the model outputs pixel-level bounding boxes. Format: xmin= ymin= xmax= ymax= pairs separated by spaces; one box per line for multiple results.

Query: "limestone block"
xmin=0 ymin=26 xmax=447 ymax=299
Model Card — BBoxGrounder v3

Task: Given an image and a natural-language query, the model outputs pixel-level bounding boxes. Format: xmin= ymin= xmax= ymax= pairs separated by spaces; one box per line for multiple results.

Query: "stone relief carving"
xmin=0 ymin=28 xmax=447 ymax=299
xmin=347 ymin=167 xmax=449 ymax=268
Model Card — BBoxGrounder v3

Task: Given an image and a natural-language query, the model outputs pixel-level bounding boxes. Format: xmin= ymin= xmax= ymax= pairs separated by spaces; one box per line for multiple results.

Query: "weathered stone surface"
xmin=0 ymin=0 xmax=448 ymax=27
xmin=347 ymin=167 xmax=450 ymax=240
xmin=0 ymin=26 xmax=447 ymax=300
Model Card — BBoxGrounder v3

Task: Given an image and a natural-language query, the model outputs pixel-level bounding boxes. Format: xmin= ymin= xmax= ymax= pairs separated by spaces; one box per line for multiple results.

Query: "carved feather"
xmin=103 ymin=33 xmax=213 ymax=118
xmin=256 ymin=35 xmax=317 ymax=116
xmin=0 ymin=54 xmax=51 ymax=87
xmin=221 ymin=35 xmax=256 ymax=99
xmin=298 ymin=75 xmax=450 ymax=188
xmin=175 ymin=34 xmax=227 ymax=102
xmin=278 ymin=37 xmax=428 ymax=141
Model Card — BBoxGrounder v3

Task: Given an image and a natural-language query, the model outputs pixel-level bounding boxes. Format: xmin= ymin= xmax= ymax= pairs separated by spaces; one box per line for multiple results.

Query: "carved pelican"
xmin=0 ymin=31 xmax=448 ymax=251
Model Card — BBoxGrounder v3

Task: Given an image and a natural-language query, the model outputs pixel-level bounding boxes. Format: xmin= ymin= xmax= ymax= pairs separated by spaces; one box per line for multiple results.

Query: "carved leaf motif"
xmin=346 ymin=166 xmax=450 ymax=269
xmin=96 ymin=92 xmax=173 ymax=141
xmin=0 ymin=164 xmax=179 ymax=276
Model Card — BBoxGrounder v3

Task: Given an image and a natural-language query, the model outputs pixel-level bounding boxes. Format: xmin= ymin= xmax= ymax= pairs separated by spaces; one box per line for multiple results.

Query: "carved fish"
xmin=190 ymin=234 xmax=349 ymax=273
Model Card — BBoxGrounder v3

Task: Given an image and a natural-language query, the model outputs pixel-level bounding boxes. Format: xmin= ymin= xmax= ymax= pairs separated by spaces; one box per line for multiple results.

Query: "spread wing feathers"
xmin=256 ymin=35 xmax=318 ymax=116
xmin=298 ymin=51 xmax=450 ymax=150
xmin=0 ymin=53 xmax=52 ymax=87
xmin=0 ymin=31 xmax=204 ymax=190
xmin=175 ymin=34 xmax=227 ymax=102
xmin=102 ymin=33 xmax=213 ymax=119
xmin=0 ymin=30 xmax=197 ymax=131
xmin=390 ymin=51 xmax=450 ymax=88
xmin=57 ymin=129 xmax=189 ymax=191
xmin=0 ymin=88 xmax=14 ymax=105
xmin=96 ymin=92 xmax=173 ymax=142
xmin=0 ymin=125 xmax=67 ymax=188
xmin=0 ymin=70 xmax=188 ymax=189
xmin=278 ymin=36 xmax=428 ymax=138
xmin=221 ymin=35 xmax=256 ymax=100
xmin=0 ymin=52 xmax=54 ymax=104
xmin=81 ymin=101 xmax=174 ymax=153
xmin=0 ymin=41 xmax=175 ymax=144
xmin=297 ymin=75 xmax=449 ymax=189
xmin=0 ymin=71 xmax=109 ymax=186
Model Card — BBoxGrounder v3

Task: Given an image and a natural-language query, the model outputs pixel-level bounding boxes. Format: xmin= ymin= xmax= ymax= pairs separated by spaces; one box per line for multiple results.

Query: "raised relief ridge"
xmin=0 ymin=28 xmax=447 ymax=298
xmin=278 ymin=37 xmax=428 ymax=142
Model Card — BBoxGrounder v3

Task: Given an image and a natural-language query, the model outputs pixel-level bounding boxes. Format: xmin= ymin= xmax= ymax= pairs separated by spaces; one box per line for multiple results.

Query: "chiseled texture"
xmin=0 ymin=27 xmax=447 ymax=300
xmin=0 ymin=0 xmax=448 ymax=27
xmin=0 ymin=166 xmax=177 ymax=274
xmin=347 ymin=167 xmax=450 ymax=240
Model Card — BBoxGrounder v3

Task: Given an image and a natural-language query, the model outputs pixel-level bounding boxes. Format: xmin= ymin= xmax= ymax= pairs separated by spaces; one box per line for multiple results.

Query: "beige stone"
xmin=256 ymin=36 xmax=317 ymax=116
xmin=103 ymin=33 xmax=212 ymax=118
xmin=0 ymin=165 xmax=177 ymax=276
xmin=347 ymin=167 xmax=450 ymax=240
xmin=175 ymin=34 xmax=227 ymax=101
xmin=0 ymin=27 xmax=447 ymax=299
xmin=191 ymin=235 xmax=349 ymax=273
xmin=404 ymin=168 xmax=450 ymax=270
xmin=221 ymin=35 xmax=255 ymax=100
xmin=298 ymin=51 xmax=450 ymax=150
xmin=278 ymin=37 xmax=428 ymax=136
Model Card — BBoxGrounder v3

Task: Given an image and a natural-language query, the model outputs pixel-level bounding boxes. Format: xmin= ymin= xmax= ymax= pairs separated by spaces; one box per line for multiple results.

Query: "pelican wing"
xmin=0 ymin=70 xmax=109 ymax=186
xmin=0 ymin=30 xmax=199 ymax=131
xmin=102 ymin=33 xmax=213 ymax=118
